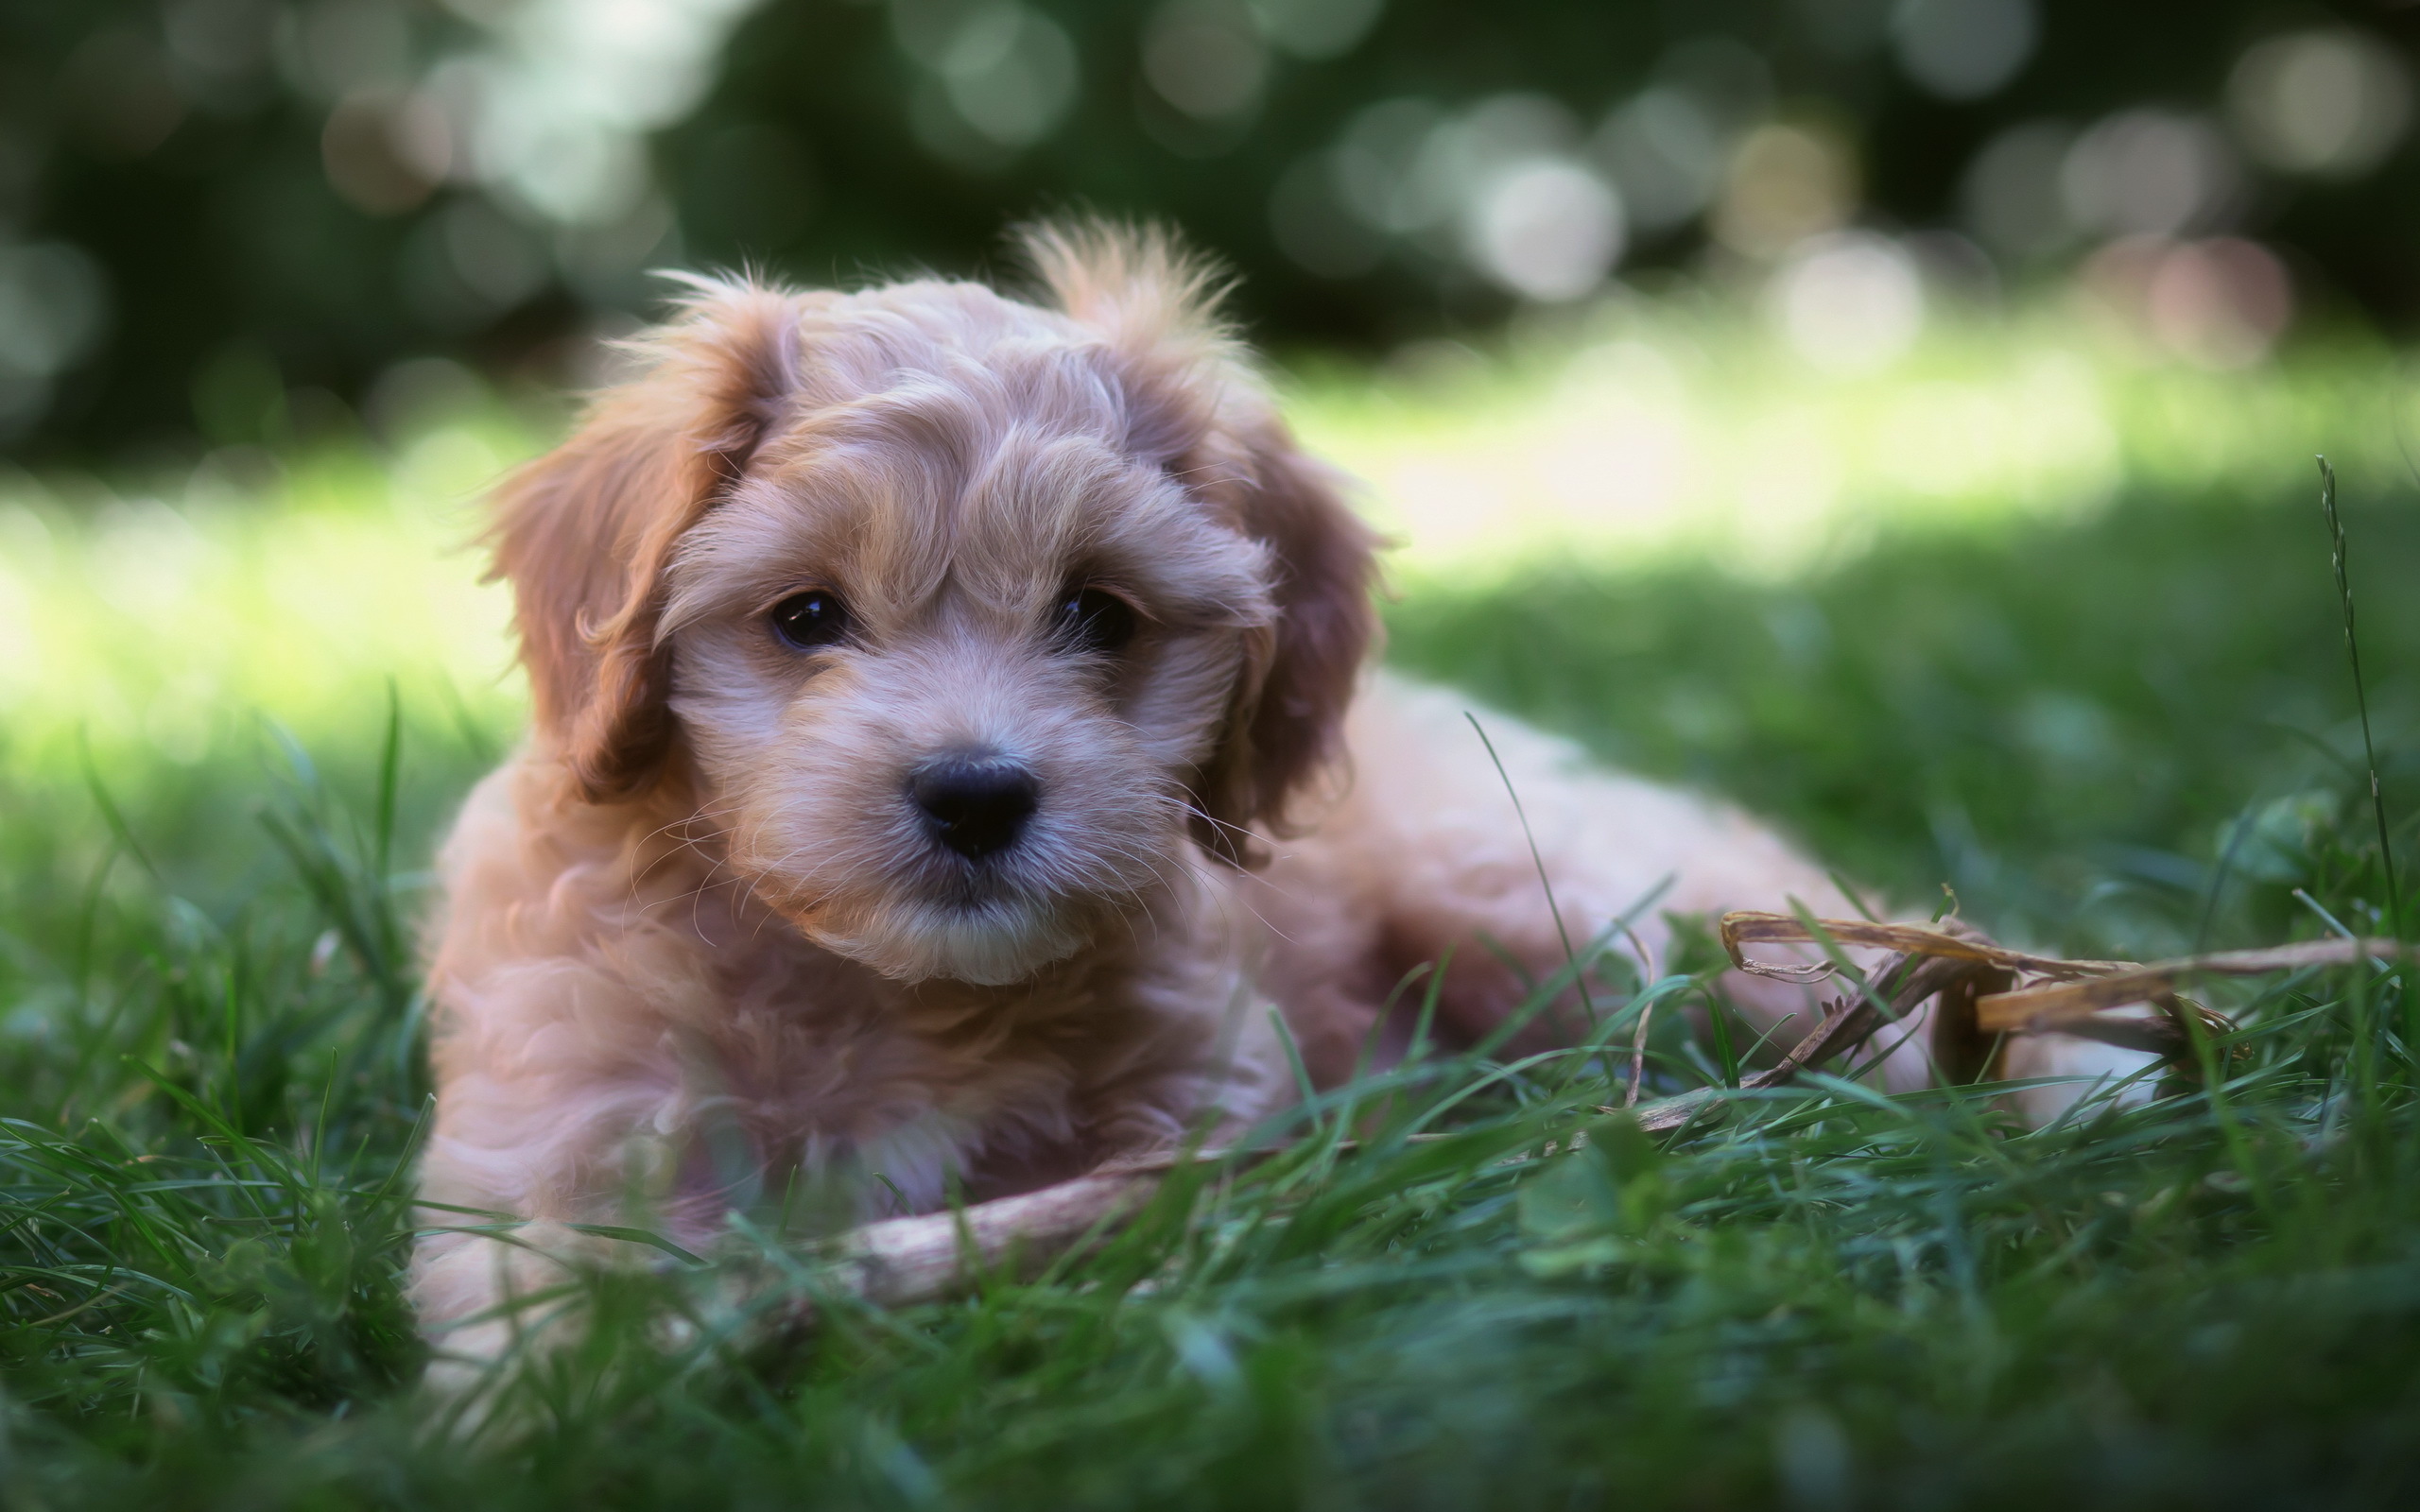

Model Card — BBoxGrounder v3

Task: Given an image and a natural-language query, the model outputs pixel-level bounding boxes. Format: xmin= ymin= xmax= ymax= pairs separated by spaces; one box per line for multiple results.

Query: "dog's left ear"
xmin=1018 ymin=219 xmax=1380 ymax=864
xmin=1199 ymin=421 xmax=1381 ymax=864
xmin=489 ymin=280 xmax=803 ymax=803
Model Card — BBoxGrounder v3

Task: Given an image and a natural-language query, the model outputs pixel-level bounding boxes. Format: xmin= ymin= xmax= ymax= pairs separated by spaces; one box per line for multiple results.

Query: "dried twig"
xmin=1974 ymin=936 xmax=2409 ymax=1030
xmin=1719 ymin=910 xmax=2126 ymax=982
xmin=1722 ymin=909 xmax=2411 ymax=1055
xmin=2045 ymin=1000 xmax=2235 ymax=1059
xmin=1615 ymin=949 xmax=1973 ymax=1130
xmin=814 ymin=1171 xmax=1161 ymax=1309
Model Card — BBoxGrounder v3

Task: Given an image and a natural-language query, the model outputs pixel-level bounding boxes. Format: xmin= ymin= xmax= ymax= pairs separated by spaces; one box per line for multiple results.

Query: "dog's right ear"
xmin=488 ymin=281 xmax=802 ymax=803
xmin=1020 ymin=217 xmax=1379 ymax=865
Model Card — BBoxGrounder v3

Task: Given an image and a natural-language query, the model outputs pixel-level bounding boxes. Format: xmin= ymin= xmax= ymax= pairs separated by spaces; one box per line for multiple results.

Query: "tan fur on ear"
xmin=490 ymin=280 xmax=803 ymax=803
xmin=1191 ymin=426 xmax=1380 ymax=864
xmin=1016 ymin=218 xmax=1253 ymax=472
xmin=1016 ymin=218 xmax=1237 ymax=367
xmin=1021 ymin=218 xmax=1379 ymax=864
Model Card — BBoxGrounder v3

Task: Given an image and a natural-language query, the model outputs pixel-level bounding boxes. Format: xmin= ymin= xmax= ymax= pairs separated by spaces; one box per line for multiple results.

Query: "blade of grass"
xmin=1466 ymin=713 xmax=1597 ymax=1028
xmin=374 ymin=679 xmax=403 ymax=885
xmin=1704 ymin=987 xmax=1742 ymax=1090
xmin=2317 ymin=455 xmax=2402 ymax=936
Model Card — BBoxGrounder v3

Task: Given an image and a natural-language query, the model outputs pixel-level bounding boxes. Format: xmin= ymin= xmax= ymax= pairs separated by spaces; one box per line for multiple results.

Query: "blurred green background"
xmin=3 ymin=0 xmax=2419 ymax=459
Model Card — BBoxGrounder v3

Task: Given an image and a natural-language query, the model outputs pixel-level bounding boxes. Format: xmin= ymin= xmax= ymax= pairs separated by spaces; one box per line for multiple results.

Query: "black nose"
xmin=909 ymin=755 xmax=1040 ymax=860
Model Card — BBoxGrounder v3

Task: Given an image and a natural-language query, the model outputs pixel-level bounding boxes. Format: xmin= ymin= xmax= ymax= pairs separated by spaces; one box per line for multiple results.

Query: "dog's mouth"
xmin=923 ymin=861 xmax=1024 ymax=912
xmin=781 ymin=823 xmax=1185 ymax=986
xmin=735 ymin=770 xmax=1179 ymax=987
xmin=798 ymin=887 xmax=1085 ymax=987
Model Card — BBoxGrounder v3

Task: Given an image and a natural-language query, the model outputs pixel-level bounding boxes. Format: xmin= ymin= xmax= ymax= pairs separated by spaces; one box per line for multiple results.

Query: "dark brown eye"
xmin=1057 ymin=586 xmax=1136 ymax=657
xmin=769 ymin=590 xmax=849 ymax=650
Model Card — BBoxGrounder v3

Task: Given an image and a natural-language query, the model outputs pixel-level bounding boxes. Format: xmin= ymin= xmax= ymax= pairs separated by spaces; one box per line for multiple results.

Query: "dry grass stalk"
xmin=815 ymin=1171 xmax=1162 ymax=1309
xmin=1720 ymin=908 xmax=2411 ymax=1056
xmin=1974 ymin=937 xmax=2409 ymax=1029
xmin=1616 ymin=950 xmax=1975 ymax=1128
xmin=1718 ymin=910 xmax=2126 ymax=983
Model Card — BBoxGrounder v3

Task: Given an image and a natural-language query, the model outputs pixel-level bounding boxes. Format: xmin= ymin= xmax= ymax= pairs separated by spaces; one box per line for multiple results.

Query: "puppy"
xmin=409 ymin=224 xmax=2128 ymax=1374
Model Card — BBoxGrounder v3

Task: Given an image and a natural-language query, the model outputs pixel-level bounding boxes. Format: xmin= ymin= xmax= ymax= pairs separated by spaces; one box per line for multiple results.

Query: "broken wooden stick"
xmin=815 ymin=1170 xmax=1161 ymax=1309
xmin=1719 ymin=910 xmax=2127 ymax=983
xmin=1974 ymin=936 xmax=2408 ymax=1030
xmin=1616 ymin=948 xmax=1973 ymax=1129
xmin=1720 ymin=910 xmax=2413 ymax=1073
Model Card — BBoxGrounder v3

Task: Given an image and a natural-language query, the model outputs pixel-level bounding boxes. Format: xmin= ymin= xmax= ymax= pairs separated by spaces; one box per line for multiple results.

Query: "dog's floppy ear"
xmin=1021 ymin=218 xmax=1379 ymax=864
xmin=1193 ymin=426 xmax=1380 ymax=864
xmin=489 ymin=280 xmax=802 ymax=803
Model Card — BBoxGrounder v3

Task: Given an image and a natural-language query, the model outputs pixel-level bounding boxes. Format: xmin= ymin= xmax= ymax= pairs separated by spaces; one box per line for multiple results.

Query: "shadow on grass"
xmin=1388 ymin=481 xmax=2420 ymax=956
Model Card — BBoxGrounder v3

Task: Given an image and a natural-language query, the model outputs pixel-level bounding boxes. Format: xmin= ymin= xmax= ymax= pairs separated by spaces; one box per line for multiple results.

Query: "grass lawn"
xmin=2 ymin=314 xmax=2417 ymax=1508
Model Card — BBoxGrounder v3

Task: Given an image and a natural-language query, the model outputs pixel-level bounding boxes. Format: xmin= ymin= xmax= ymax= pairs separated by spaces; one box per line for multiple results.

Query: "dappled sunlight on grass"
xmin=4 ymin=303 xmax=2416 ymax=796
xmin=1288 ymin=302 xmax=2420 ymax=578
xmin=0 ymin=419 xmax=530 ymax=783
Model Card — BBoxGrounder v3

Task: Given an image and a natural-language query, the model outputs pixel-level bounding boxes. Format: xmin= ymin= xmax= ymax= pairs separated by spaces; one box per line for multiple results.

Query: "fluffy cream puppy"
xmin=411 ymin=224 xmax=2072 ymax=1372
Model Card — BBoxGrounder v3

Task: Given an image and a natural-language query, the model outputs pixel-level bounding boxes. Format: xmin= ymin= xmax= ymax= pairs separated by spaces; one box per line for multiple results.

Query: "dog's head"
xmin=489 ymin=224 xmax=1377 ymax=985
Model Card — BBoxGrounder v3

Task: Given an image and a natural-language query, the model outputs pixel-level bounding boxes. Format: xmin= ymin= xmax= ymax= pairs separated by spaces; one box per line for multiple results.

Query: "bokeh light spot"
xmin=1715 ymin=123 xmax=1858 ymax=259
xmin=1893 ymin=0 xmax=2037 ymax=101
xmin=1467 ymin=160 xmax=1625 ymax=302
xmin=2061 ymin=111 xmax=2239 ymax=240
xmin=1770 ymin=232 xmax=1925 ymax=374
xmin=2228 ymin=28 xmax=2412 ymax=180
xmin=1145 ymin=0 xmax=1269 ymax=122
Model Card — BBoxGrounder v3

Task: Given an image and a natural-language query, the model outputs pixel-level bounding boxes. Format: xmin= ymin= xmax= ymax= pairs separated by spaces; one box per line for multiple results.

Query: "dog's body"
xmin=412 ymin=227 xmax=2000 ymax=1372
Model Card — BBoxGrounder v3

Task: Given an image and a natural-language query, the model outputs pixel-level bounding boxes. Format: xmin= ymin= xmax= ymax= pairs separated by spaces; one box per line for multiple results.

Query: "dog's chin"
xmin=804 ymin=893 xmax=1088 ymax=987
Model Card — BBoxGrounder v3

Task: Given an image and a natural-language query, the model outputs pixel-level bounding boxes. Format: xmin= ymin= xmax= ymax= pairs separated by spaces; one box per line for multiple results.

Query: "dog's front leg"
xmin=408 ymin=1066 xmax=699 ymax=1400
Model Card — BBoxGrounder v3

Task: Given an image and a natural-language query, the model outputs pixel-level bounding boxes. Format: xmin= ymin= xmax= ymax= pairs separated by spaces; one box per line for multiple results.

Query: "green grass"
xmin=4 ymin=334 xmax=2419 ymax=1507
xmin=1387 ymin=473 xmax=2420 ymax=956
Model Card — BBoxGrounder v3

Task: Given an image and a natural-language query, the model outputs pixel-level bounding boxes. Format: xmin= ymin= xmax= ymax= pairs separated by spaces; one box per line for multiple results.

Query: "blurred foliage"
xmin=2 ymin=0 xmax=2418 ymax=460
